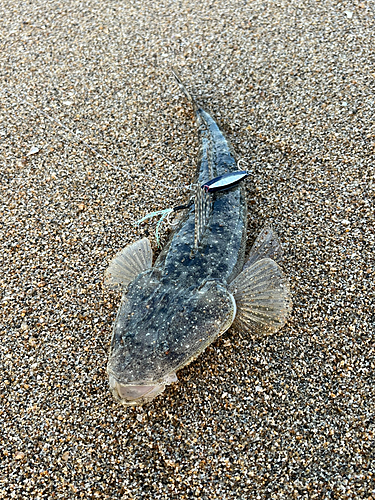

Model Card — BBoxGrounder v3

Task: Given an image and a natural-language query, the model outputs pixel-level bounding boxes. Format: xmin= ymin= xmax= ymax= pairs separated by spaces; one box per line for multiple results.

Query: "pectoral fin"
xmin=104 ymin=238 xmax=153 ymax=290
xmin=244 ymin=226 xmax=284 ymax=269
xmin=229 ymin=258 xmax=291 ymax=334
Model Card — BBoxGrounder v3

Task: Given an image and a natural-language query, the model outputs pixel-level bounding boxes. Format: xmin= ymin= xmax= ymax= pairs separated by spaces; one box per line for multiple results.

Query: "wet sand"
xmin=1 ymin=0 xmax=374 ymax=498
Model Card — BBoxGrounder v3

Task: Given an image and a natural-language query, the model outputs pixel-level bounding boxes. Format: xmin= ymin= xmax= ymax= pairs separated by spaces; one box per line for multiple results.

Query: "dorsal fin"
xmin=194 ymin=185 xmax=211 ymax=250
xmin=244 ymin=226 xmax=284 ymax=269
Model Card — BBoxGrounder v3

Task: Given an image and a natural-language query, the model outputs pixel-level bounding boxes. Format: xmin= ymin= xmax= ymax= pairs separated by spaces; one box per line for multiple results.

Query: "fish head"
xmin=107 ymin=273 xmax=236 ymax=406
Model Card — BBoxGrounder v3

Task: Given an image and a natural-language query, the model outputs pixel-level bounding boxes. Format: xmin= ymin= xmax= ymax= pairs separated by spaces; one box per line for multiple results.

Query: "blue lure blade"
xmin=134 ymin=208 xmax=174 ymax=246
xmin=202 ymin=170 xmax=249 ymax=193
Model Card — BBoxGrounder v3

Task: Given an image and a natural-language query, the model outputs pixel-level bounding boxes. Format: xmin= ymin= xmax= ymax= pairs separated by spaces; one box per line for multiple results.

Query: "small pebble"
xmin=27 ymin=146 xmax=40 ymax=155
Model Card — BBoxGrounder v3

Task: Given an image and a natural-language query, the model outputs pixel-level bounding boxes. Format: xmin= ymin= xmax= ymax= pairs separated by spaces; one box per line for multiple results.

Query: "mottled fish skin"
xmin=107 ymin=101 xmax=247 ymax=405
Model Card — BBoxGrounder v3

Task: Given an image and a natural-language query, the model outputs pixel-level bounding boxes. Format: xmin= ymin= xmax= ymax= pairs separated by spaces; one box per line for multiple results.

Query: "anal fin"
xmin=229 ymin=258 xmax=291 ymax=334
xmin=104 ymin=238 xmax=153 ymax=290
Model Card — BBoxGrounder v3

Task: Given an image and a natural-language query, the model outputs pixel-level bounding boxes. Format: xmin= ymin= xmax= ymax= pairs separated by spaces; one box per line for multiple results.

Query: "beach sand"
xmin=1 ymin=0 xmax=374 ymax=498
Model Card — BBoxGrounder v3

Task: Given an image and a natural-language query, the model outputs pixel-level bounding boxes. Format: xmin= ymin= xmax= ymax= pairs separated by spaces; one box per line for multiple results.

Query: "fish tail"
xmin=171 ymin=68 xmax=199 ymax=113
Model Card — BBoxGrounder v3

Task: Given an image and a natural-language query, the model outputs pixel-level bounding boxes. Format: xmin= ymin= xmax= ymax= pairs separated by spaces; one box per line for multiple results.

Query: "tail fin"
xmin=171 ymin=68 xmax=199 ymax=113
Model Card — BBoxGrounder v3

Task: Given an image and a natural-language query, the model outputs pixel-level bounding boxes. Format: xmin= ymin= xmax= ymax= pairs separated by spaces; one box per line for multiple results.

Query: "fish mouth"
xmin=108 ymin=372 xmax=178 ymax=406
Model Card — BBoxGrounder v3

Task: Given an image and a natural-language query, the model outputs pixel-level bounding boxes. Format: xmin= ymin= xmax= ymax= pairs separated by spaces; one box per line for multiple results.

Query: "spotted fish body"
xmin=105 ymin=76 xmax=291 ymax=406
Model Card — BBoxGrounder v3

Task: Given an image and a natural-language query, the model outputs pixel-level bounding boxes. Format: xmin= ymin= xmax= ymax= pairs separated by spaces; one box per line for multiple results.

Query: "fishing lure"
xmin=202 ymin=170 xmax=249 ymax=193
xmin=136 ymin=170 xmax=249 ymax=244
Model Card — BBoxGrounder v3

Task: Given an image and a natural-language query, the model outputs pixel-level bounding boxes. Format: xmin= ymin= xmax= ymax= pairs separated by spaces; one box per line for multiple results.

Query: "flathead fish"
xmin=104 ymin=73 xmax=291 ymax=406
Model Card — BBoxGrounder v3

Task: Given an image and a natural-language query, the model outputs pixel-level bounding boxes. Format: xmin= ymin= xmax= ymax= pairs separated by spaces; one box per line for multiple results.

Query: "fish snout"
xmin=108 ymin=372 xmax=178 ymax=406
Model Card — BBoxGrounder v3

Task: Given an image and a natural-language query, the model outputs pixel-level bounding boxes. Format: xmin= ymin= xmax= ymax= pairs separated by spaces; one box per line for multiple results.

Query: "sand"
xmin=1 ymin=0 xmax=374 ymax=498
